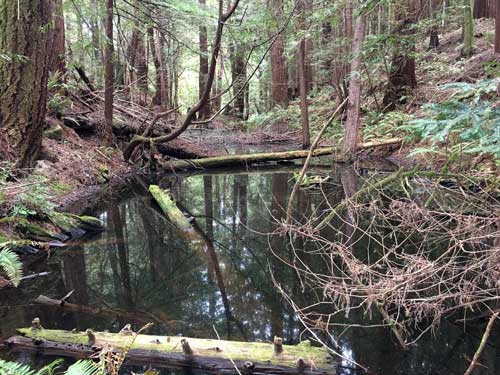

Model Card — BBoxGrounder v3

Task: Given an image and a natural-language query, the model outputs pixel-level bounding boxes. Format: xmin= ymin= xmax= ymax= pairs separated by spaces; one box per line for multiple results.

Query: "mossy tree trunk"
xmin=0 ymin=0 xmax=52 ymax=169
xmin=462 ymin=0 xmax=474 ymax=57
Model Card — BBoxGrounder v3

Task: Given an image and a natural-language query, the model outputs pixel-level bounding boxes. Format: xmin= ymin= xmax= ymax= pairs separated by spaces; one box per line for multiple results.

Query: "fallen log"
xmin=7 ymin=327 xmax=335 ymax=374
xmin=159 ymin=138 xmax=403 ymax=171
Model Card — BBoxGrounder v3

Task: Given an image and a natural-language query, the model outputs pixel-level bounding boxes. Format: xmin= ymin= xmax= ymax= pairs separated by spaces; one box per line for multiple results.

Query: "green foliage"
xmin=0 ymin=359 xmax=102 ymax=375
xmin=365 ymin=111 xmax=412 ymax=141
xmin=0 ymin=359 xmax=36 ymax=375
xmin=246 ymin=106 xmax=301 ymax=131
xmin=0 ymin=248 xmax=23 ymax=287
xmin=51 ymin=181 xmax=72 ymax=194
xmin=483 ymin=60 xmax=500 ymax=79
xmin=402 ymin=81 xmax=500 ymax=160
xmin=11 ymin=175 xmax=56 ymax=218
xmin=65 ymin=360 xmax=103 ymax=375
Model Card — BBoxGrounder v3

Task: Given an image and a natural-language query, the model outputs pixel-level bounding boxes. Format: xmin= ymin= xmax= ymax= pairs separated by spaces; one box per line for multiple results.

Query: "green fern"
xmin=65 ymin=360 xmax=103 ymax=375
xmin=0 ymin=248 xmax=23 ymax=287
xmin=0 ymin=359 xmax=103 ymax=375
xmin=0 ymin=359 xmax=36 ymax=375
xmin=37 ymin=359 xmax=64 ymax=375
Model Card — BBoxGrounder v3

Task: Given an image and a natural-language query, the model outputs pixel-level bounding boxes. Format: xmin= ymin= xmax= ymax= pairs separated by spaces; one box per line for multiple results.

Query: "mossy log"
xmin=159 ymin=139 xmax=402 ymax=171
xmin=149 ymin=185 xmax=194 ymax=235
xmin=7 ymin=328 xmax=335 ymax=374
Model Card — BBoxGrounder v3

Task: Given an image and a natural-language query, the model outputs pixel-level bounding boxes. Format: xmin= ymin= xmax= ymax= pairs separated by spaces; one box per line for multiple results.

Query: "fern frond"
xmin=37 ymin=358 xmax=64 ymax=375
xmin=0 ymin=248 xmax=23 ymax=287
xmin=65 ymin=360 xmax=103 ymax=375
xmin=0 ymin=359 xmax=36 ymax=375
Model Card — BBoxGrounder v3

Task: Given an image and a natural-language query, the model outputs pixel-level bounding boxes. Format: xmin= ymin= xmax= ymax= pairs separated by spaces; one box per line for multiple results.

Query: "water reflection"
xmin=1 ymin=163 xmax=499 ymax=374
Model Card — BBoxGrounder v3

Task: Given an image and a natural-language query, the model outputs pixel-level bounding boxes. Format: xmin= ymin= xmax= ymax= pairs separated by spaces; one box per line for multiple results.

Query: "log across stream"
xmin=6 ymin=327 xmax=336 ymax=374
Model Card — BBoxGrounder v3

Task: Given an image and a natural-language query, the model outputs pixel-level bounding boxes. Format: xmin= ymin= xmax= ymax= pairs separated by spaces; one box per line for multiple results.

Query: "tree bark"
xmin=473 ymin=0 xmax=495 ymax=18
xmin=462 ymin=0 xmax=474 ymax=57
xmin=0 ymin=0 xmax=52 ymax=169
xmin=199 ymin=0 xmax=210 ymax=119
xmin=297 ymin=1 xmax=310 ymax=148
xmin=103 ymin=0 xmax=114 ymax=145
xmin=231 ymin=44 xmax=248 ymax=119
xmin=270 ymin=0 xmax=289 ymax=108
xmin=49 ymin=0 xmax=65 ymax=74
xmin=495 ymin=0 xmax=500 ymax=53
xmin=342 ymin=12 xmax=366 ymax=159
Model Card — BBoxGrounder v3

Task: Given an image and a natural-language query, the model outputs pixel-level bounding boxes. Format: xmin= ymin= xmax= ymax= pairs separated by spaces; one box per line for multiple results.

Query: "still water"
xmin=1 ymin=163 xmax=499 ymax=374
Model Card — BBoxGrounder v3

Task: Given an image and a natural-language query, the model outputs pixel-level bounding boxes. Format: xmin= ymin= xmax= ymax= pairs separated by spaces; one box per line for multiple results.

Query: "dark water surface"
xmin=1 ymin=163 xmax=499 ymax=374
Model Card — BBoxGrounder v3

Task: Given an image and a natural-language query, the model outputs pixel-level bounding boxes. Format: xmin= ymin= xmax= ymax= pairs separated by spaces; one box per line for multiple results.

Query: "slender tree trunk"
xmin=297 ymin=1 xmax=310 ymax=148
xmin=135 ymin=29 xmax=148 ymax=103
xmin=462 ymin=0 xmax=474 ymax=57
xmin=495 ymin=0 xmax=500 ymax=53
xmin=232 ymin=45 xmax=247 ymax=119
xmin=199 ymin=0 xmax=210 ymax=119
xmin=212 ymin=55 xmax=223 ymax=112
xmin=270 ymin=0 xmax=289 ymax=108
xmin=103 ymin=0 xmax=114 ymax=145
xmin=150 ymin=28 xmax=167 ymax=107
xmin=49 ymin=0 xmax=65 ymax=75
xmin=342 ymin=12 xmax=366 ymax=159
xmin=0 ymin=0 xmax=52 ymax=169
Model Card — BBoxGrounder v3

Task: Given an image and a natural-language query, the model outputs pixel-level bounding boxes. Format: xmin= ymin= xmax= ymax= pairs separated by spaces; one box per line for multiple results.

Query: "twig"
xmin=463 ymin=311 xmax=499 ymax=375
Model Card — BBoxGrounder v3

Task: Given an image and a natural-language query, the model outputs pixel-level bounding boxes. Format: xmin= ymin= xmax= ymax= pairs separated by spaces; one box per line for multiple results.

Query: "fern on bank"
xmin=401 ymin=79 xmax=500 ymax=163
xmin=0 ymin=248 xmax=23 ymax=287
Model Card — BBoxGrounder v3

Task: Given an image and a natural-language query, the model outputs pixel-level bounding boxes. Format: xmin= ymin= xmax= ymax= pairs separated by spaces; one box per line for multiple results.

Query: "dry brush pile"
xmin=279 ymin=171 xmax=500 ymax=349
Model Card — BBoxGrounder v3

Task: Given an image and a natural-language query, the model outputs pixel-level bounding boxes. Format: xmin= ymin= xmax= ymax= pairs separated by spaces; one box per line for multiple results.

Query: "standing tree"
xmin=103 ymin=0 xmax=114 ymax=145
xmin=342 ymin=8 xmax=366 ymax=158
xmin=49 ymin=0 xmax=66 ymax=75
xmin=0 ymin=0 xmax=52 ymax=169
xmin=297 ymin=0 xmax=310 ymax=148
xmin=199 ymin=0 xmax=210 ymax=120
xmin=270 ymin=0 xmax=289 ymax=108
xmin=495 ymin=0 xmax=500 ymax=53
xmin=462 ymin=0 xmax=474 ymax=57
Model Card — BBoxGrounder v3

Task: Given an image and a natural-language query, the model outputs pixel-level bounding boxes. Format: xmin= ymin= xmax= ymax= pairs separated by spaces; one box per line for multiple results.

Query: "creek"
xmin=1 ymin=162 xmax=499 ymax=374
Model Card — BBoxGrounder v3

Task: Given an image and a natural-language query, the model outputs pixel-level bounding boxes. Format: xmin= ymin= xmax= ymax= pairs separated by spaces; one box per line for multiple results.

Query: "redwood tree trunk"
xmin=342 ymin=12 xmax=366 ymax=159
xmin=103 ymin=0 xmax=114 ymax=144
xmin=270 ymin=0 xmax=289 ymax=108
xmin=473 ymin=0 xmax=495 ymax=18
xmin=199 ymin=0 xmax=210 ymax=119
xmin=297 ymin=0 xmax=310 ymax=148
xmin=49 ymin=0 xmax=65 ymax=74
xmin=0 ymin=0 xmax=52 ymax=169
xmin=150 ymin=28 xmax=168 ymax=107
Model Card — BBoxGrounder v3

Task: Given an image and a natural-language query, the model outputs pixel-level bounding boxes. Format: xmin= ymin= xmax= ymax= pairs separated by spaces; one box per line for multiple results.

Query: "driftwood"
xmin=159 ymin=138 xmax=402 ymax=171
xmin=6 ymin=328 xmax=335 ymax=374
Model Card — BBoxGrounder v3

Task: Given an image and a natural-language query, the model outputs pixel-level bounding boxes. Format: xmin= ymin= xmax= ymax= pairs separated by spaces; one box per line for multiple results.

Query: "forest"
xmin=0 ymin=0 xmax=499 ymax=374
